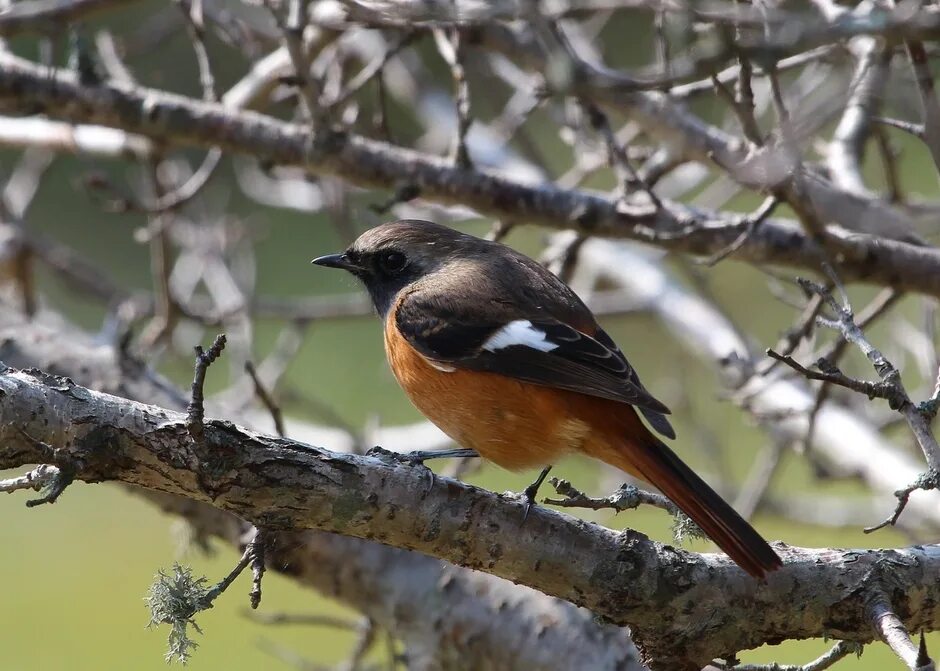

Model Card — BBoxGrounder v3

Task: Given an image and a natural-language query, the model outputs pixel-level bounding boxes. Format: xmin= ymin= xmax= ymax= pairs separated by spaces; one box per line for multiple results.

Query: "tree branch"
xmin=0 ymin=306 xmax=645 ymax=670
xmin=1 ymin=54 xmax=940 ymax=297
xmin=5 ymin=361 xmax=940 ymax=668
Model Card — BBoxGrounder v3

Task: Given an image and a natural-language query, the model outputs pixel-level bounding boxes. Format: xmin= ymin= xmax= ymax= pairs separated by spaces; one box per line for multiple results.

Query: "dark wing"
xmin=594 ymin=327 xmax=676 ymax=439
xmin=395 ymin=294 xmax=675 ymax=431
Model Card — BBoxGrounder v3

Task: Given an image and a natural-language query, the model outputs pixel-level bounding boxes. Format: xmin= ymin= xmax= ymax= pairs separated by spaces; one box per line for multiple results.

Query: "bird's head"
xmin=312 ymin=219 xmax=483 ymax=317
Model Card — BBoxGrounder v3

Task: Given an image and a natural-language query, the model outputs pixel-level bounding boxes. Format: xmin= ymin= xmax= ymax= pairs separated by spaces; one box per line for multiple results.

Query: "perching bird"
xmin=312 ymin=219 xmax=782 ymax=579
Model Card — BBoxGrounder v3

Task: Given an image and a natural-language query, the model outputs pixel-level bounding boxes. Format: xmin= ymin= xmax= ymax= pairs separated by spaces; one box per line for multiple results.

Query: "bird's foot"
xmin=519 ymin=465 xmax=553 ymax=524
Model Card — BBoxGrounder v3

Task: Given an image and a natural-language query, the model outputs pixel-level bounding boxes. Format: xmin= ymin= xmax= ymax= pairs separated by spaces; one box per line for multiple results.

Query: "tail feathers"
xmin=624 ymin=436 xmax=782 ymax=579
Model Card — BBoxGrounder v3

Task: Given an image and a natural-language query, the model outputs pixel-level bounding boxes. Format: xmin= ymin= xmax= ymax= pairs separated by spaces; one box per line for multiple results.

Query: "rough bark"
xmin=0 ymin=308 xmax=642 ymax=671
xmin=4 ymin=359 xmax=940 ymax=669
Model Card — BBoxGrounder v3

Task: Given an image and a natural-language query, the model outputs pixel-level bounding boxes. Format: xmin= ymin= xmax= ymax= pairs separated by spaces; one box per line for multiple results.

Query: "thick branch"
xmin=4 ymin=364 xmax=940 ymax=669
xmin=0 ymin=308 xmax=642 ymax=671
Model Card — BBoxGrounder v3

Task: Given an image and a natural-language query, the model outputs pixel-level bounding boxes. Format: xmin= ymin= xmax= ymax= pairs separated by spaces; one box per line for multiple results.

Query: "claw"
xmin=519 ymin=465 xmax=552 ymax=525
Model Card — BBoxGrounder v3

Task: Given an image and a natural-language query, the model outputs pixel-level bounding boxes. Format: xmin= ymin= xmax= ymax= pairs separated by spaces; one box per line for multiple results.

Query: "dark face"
xmin=313 ymin=244 xmax=423 ymax=316
xmin=312 ymin=220 xmax=465 ymax=317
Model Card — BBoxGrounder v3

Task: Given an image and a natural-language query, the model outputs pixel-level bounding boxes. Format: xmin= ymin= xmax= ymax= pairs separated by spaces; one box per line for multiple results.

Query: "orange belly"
xmin=384 ymin=316 xmax=645 ymax=475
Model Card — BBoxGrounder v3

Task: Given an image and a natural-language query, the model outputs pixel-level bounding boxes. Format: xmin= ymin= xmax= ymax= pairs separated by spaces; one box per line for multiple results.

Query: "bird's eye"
xmin=378 ymin=250 xmax=407 ymax=274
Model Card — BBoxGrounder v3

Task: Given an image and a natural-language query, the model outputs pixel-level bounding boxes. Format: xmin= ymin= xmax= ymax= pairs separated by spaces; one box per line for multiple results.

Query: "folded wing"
xmin=395 ymin=294 xmax=675 ymax=437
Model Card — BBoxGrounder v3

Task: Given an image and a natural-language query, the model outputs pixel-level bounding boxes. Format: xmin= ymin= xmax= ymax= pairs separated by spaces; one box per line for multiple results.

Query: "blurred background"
xmin=2 ymin=0 xmax=940 ymax=668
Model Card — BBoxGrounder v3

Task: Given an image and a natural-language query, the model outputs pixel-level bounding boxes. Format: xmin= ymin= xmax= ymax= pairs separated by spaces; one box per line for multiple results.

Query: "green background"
xmin=3 ymin=4 xmax=940 ymax=668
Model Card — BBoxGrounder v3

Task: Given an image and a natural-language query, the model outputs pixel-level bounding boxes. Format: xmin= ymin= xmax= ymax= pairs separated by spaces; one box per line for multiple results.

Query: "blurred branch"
xmin=0 ymin=0 xmax=142 ymax=37
xmin=826 ymin=38 xmax=888 ymax=197
xmin=894 ymin=0 xmax=940 ymax=180
xmin=2 ymin=55 xmax=940 ymax=297
xmin=0 ymin=116 xmax=152 ymax=157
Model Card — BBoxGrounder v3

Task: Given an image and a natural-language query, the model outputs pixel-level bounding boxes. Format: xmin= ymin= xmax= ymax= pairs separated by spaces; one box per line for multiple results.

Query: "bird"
xmin=312 ymin=219 xmax=782 ymax=579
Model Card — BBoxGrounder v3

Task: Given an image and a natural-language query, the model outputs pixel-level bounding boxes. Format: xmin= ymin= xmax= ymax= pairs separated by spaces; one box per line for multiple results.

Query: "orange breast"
xmin=384 ymin=315 xmax=646 ymax=475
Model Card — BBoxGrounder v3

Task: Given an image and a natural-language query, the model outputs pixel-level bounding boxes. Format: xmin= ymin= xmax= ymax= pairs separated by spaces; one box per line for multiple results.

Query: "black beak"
xmin=311 ymin=253 xmax=358 ymax=271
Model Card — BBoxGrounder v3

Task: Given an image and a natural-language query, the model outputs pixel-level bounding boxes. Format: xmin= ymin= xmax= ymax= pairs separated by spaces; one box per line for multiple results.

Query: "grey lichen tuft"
xmin=671 ymin=512 xmax=706 ymax=545
xmin=145 ymin=564 xmax=210 ymax=664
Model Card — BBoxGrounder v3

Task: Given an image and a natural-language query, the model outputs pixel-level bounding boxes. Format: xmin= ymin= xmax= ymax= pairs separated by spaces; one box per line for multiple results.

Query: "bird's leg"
xmin=521 ymin=465 xmax=553 ymax=522
xmin=366 ymin=446 xmax=479 ymax=465
xmin=367 ymin=447 xmax=479 ymax=496
xmin=398 ymin=447 xmax=480 ymax=465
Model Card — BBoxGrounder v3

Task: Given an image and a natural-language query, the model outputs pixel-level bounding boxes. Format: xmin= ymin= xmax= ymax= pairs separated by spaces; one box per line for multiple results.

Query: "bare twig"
xmin=0 ymin=463 xmax=60 ymax=495
xmin=702 ymin=195 xmax=779 ymax=266
xmin=433 ymin=27 xmax=472 ymax=168
xmin=802 ymin=277 xmax=940 ymax=472
xmin=864 ymin=471 xmax=940 ymax=534
xmin=768 ymin=276 xmax=940 ymax=530
xmin=766 ymin=348 xmax=896 ymax=401
xmin=544 ymin=477 xmax=680 ymax=516
xmin=874 ymin=116 xmax=926 ymax=138
xmin=187 ymin=333 xmax=227 ymax=444
xmin=717 ymin=640 xmax=863 ymax=671
xmin=544 ymin=477 xmax=703 ymax=542
xmin=245 ymin=360 xmax=286 ymax=437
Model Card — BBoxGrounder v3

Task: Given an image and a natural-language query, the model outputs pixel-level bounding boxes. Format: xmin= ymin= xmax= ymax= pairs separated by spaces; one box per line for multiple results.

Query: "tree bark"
xmin=3 ymin=352 xmax=940 ymax=669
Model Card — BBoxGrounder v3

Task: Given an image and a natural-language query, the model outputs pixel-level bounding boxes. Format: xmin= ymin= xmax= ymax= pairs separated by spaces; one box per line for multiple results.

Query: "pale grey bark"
xmin=0 ymin=307 xmax=643 ymax=671
xmin=4 ymin=347 xmax=940 ymax=669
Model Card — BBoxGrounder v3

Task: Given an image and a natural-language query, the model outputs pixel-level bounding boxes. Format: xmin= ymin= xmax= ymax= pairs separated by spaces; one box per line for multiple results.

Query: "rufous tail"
xmin=613 ymin=431 xmax=782 ymax=579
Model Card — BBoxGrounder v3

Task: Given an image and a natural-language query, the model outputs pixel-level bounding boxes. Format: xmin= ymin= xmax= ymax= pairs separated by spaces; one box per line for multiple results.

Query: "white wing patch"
xmin=427 ymin=359 xmax=457 ymax=372
xmin=482 ymin=320 xmax=559 ymax=353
